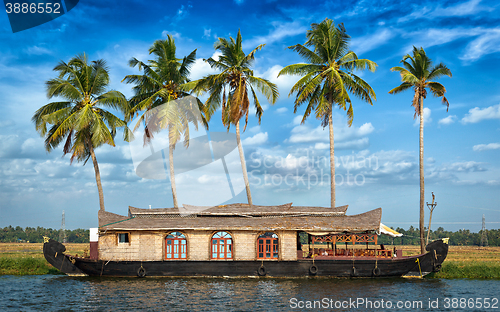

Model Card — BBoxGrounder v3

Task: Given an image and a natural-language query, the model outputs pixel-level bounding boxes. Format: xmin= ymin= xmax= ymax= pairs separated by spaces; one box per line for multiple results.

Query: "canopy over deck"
xmin=379 ymin=223 xmax=403 ymax=237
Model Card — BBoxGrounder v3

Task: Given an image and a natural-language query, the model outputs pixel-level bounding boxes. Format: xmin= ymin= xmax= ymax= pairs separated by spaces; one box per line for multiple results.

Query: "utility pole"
xmin=59 ymin=210 xmax=66 ymax=243
xmin=426 ymin=192 xmax=437 ymax=245
xmin=480 ymin=214 xmax=488 ymax=247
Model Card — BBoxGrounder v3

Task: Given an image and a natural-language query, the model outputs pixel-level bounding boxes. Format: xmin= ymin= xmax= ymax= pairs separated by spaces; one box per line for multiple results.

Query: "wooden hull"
xmin=43 ymin=239 xmax=448 ymax=278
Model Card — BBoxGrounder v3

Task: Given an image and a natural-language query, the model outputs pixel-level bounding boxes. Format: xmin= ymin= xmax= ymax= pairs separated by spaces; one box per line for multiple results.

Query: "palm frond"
xmin=287 ymin=44 xmax=323 ymax=64
xmin=32 ymin=101 xmax=72 ymax=135
xmin=428 ymin=63 xmax=452 ymax=80
xmin=246 ymin=76 xmax=279 ymax=104
xmin=96 ymin=90 xmax=129 ymax=113
xmin=388 ymin=82 xmax=413 ymax=94
xmin=278 ymin=63 xmax=322 ymax=77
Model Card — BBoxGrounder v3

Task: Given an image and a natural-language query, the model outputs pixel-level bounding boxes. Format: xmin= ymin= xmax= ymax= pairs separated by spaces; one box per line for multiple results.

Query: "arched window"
xmin=257 ymin=232 xmax=278 ymax=259
xmin=211 ymin=231 xmax=233 ymax=260
xmin=165 ymin=232 xmax=187 ymax=260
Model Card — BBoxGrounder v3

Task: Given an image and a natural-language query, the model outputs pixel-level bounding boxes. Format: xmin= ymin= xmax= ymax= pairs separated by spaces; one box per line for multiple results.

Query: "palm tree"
xmin=32 ymin=53 xmax=129 ymax=211
xmin=122 ymin=35 xmax=206 ymax=208
xmin=278 ymin=18 xmax=377 ymax=208
xmin=389 ymin=46 xmax=452 ymax=253
xmin=192 ymin=30 xmax=279 ymax=206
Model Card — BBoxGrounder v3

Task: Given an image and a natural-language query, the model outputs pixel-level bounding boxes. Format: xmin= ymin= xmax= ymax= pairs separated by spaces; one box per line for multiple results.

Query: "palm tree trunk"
xmin=236 ymin=120 xmax=253 ymax=205
xmin=168 ymin=133 xmax=179 ymax=208
xmin=329 ymin=110 xmax=335 ymax=208
xmin=88 ymin=141 xmax=105 ymax=211
xmin=419 ymin=96 xmax=425 ymax=254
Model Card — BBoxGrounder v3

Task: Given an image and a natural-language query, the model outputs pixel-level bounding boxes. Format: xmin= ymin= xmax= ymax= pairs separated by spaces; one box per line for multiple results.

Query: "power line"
xmin=59 ymin=210 xmax=66 ymax=243
xmin=480 ymin=214 xmax=489 ymax=247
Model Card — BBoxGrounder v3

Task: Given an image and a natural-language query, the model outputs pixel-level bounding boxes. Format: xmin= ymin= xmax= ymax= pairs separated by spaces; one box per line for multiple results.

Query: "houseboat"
xmin=43 ymin=203 xmax=448 ymax=278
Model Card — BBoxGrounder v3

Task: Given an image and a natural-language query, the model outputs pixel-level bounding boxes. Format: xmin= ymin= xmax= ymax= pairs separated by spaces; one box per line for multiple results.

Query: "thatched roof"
xmin=99 ymin=205 xmax=381 ymax=233
xmin=128 ymin=203 xmax=348 ymax=218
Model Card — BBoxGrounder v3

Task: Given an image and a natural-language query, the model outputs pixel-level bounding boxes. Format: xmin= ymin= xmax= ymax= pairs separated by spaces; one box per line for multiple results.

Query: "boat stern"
xmin=425 ymin=237 xmax=449 ymax=272
xmin=43 ymin=237 xmax=86 ymax=275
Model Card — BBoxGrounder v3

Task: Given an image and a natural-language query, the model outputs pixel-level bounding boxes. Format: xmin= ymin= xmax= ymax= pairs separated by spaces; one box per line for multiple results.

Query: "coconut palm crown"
xmin=32 ymin=53 xmax=129 ymax=211
xmin=122 ymin=35 xmax=206 ymax=208
xmin=192 ymin=29 xmax=279 ymax=205
xmin=278 ymin=18 xmax=377 ymax=208
xmin=389 ymin=46 xmax=451 ymax=116
xmin=389 ymin=46 xmax=452 ymax=253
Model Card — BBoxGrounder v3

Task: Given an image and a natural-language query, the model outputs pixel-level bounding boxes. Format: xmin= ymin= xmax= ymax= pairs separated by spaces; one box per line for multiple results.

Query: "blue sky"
xmin=1 ymin=0 xmax=499 ymax=232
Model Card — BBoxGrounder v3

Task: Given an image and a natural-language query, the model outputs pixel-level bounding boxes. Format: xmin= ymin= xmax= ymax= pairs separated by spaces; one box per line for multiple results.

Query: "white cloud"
xmin=292 ymin=115 xmax=303 ymax=126
xmin=197 ymin=174 xmax=220 ymax=184
xmin=438 ymin=115 xmax=457 ymax=125
xmin=288 ymin=126 xmax=327 ymax=143
xmin=335 ymin=138 xmax=370 ymax=150
xmin=473 ymin=143 xmax=500 ymax=152
xmin=0 ymin=134 xmax=20 ymax=158
xmin=358 ymin=123 xmax=375 ymax=136
xmin=161 ymin=30 xmax=182 ymax=39
xmin=462 ymin=28 xmax=500 ymax=61
xmin=461 ymin=103 xmax=500 ymax=123
xmin=20 ymin=138 xmax=43 ymax=156
xmin=315 ymin=143 xmax=329 ymax=150
xmin=361 ymin=150 xmax=415 ymax=178
xmin=175 ymin=5 xmax=189 ymax=20
xmin=243 ymin=21 xmax=307 ymax=49
xmin=203 ymin=28 xmax=213 ymax=40
xmin=432 ymin=0 xmax=492 ymax=17
xmin=440 ymin=161 xmax=486 ymax=172
xmin=399 ymin=26 xmax=500 ymax=62
xmin=414 ymin=107 xmax=432 ymax=126
xmin=0 ymin=120 xmax=15 ymax=128
xmin=399 ymin=0 xmax=492 ymax=23
xmin=189 ymin=52 xmax=221 ymax=80
xmin=249 ymin=103 xmax=269 ymax=115
xmin=243 ymin=132 xmax=268 ymax=145
xmin=289 ymin=122 xmax=374 ymax=143
xmin=259 ymin=64 xmax=299 ymax=98
xmin=402 ymin=27 xmax=482 ymax=54
xmin=350 ymin=29 xmax=394 ymax=55
xmin=24 ymin=46 xmax=52 ymax=55
xmin=275 ymin=107 xmax=288 ymax=114
xmin=248 ymin=125 xmax=261 ymax=133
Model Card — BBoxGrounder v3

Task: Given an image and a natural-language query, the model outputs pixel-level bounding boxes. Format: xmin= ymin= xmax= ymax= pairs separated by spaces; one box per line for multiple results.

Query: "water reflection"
xmin=0 ymin=276 xmax=499 ymax=311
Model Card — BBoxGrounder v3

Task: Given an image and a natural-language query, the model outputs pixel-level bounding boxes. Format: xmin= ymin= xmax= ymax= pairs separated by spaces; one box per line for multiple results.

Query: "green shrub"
xmin=428 ymin=261 xmax=500 ymax=279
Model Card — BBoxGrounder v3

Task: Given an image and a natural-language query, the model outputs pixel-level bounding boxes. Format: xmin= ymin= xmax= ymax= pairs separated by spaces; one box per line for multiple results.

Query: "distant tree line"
xmin=2 ymin=226 xmax=498 ymax=246
xmin=0 ymin=226 xmax=89 ymax=243
xmin=378 ymin=226 xmax=500 ymax=247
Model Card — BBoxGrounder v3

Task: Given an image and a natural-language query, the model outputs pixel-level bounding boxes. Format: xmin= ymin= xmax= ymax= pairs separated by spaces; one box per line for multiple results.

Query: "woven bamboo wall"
xmin=98 ymin=231 xmax=164 ymax=261
xmin=232 ymin=231 xmax=257 ymax=260
xmin=185 ymin=230 xmax=209 ymax=260
xmin=98 ymin=230 xmax=298 ymax=261
xmin=280 ymin=231 xmax=298 ymax=261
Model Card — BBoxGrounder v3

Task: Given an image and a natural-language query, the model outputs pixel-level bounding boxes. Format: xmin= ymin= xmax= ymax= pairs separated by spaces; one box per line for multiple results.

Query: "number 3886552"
xmin=5 ymin=3 xmax=61 ymax=14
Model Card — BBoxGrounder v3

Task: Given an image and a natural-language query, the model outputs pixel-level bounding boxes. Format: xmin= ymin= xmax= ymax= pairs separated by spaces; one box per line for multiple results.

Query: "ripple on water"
xmin=0 ymin=275 xmax=499 ymax=311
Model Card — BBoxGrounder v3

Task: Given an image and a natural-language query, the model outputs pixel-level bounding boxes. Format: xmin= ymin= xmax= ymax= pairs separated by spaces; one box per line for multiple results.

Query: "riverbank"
xmin=1 ymin=243 xmax=499 ymax=278
xmin=428 ymin=261 xmax=500 ymax=279
xmin=0 ymin=242 xmax=87 ymax=275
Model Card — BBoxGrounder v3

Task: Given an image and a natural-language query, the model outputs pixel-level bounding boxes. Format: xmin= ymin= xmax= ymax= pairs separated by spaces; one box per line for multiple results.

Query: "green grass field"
xmin=398 ymin=245 xmax=500 ymax=279
xmin=0 ymin=242 xmax=87 ymax=275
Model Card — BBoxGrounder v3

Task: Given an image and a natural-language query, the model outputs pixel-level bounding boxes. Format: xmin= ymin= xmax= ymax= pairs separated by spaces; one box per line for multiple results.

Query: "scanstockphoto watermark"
xmin=289 ymin=297 xmax=499 ymax=310
xmin=248 ymin=151 xmax=379 ymax=189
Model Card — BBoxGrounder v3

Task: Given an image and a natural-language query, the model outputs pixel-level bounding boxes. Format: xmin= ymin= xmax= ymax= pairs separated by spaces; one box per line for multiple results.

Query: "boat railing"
xmin=298 ymin=247 xmax=394 ymax=259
